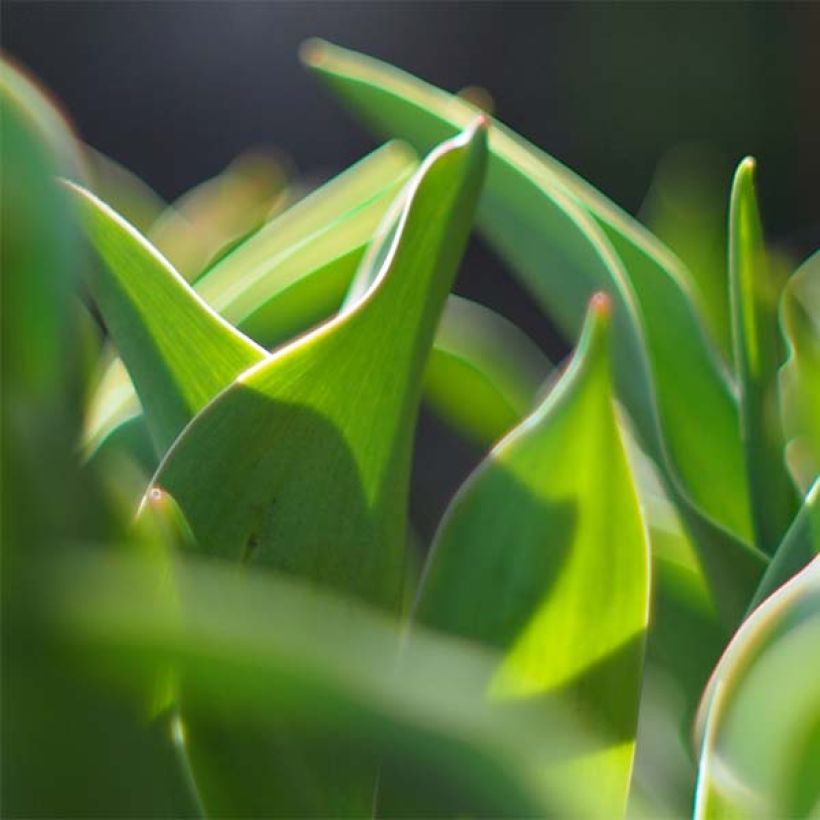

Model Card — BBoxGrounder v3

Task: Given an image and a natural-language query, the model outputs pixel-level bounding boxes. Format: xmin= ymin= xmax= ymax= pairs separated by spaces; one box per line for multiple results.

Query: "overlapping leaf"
xmin=729 ymin=158 xmax=797 ymax=552
xmin=695 ymin=557 xmax=820 ymax=818
xmin=68 ymin=182 xmax=268 ymax=455
xmin=411 ymin=295 xmax=651 ymax=814
xmin=303 ymin=40 xmax=752 ymax=551
xmin=143 ymin=123 xmax=487 ymax=815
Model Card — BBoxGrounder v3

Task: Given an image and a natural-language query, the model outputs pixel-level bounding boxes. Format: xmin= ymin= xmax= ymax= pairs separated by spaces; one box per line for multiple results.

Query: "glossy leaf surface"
xmin=414 ymin=295 xmax=651 ymax=814
xmin=304 ymin=40 xmax=752 ymax=547
xmin=729 ymin=158 xmax=797 ymax=552
xmin=695 ymin=558 xmax=820 ymax=818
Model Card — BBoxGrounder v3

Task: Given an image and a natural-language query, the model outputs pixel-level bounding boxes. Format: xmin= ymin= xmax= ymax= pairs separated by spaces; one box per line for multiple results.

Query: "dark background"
xmin=4 ymin=0 xmax=819 ymax=536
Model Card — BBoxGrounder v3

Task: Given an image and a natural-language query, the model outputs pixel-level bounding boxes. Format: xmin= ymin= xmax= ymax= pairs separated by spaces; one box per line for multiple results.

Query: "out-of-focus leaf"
xmin=694 ymin=557 xmax=820 ymax=818
xmin=67 ymin=181 xmax=267 ymax=455
xmin=424 ymin=295 xmax=550 ymax=443
xmin=780 ymin=251 xmax=820 ymax=493
xmin=747 ymin=479 xmax=820 ymax=613
xmin=1 ymin=60 xmax=199 ymax=819
xmin=51 ymin=548 xmax=607 ymax=818
xmin=303 ymin=40 xmax=753 ymax=551
xmin=729 ymin=158 xmax=797 ymax=553
xmin=149 ymin=151 xmax=288 ymax=281
xmin=640 ymin=144 xmax=732 ymax=363
xmin=150 ymin=123 xmax=487 ymax=815
xmin=412 ymin=295 xmax=650 ymax=815
xmin=85 ymin=145 xmax=168 ymax=234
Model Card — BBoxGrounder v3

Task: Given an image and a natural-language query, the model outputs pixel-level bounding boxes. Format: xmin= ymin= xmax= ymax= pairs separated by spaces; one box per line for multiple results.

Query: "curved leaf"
xmin=729 ymin=157 xmax=797 ymax=552
xmin=303 ymin=40 xmax=752 ymax=548
xmin=68 ymin=182 xmax=267 ymax=455
xmin=424 ymin=294 xmax=551 ymax=443
xmin=695 ymin=557 xmax=820 ymax=818
xmin=83 ymin=142 xmax=417 ymax=461
xmin=412 ymin=294 xmax=651 ymax=815
xmin=148 ymin=124 xmax=488 ymax=816
xmin=780 ymin=251 xmax=820 ymax=493
xmin=747 ymin=478 xmax=820 ymax=613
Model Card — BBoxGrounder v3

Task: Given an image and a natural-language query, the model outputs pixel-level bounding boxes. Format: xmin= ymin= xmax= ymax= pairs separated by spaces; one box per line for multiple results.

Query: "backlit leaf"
xmin=412 ymin=294 xmax=651 ymax=815
xmin=729 ymin=157 xmax=797 ymax=553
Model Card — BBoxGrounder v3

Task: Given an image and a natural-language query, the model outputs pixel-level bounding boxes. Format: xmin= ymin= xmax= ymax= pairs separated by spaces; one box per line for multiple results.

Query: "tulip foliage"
xmin=2 ymin=44 xmax=818 ymax=818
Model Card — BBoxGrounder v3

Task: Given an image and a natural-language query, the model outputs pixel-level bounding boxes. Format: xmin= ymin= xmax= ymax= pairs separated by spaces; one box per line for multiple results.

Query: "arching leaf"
xmin=303 ymin=40 xmax=752 ymax=551
xmin=695 ymin=558 xmax=820 ymax=818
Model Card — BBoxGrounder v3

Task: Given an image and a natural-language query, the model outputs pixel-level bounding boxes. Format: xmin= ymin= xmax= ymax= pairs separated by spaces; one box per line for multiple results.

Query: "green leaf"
xmin=729 ymin=157 xmax=798 ymax=553
xmin=52 ymin=547 xmax=609 ymax=818
xmin=155 ymin=121 xmax=486 ymax=604
xmin=412 ymin=294 xmax=651 ymax=814
xmin=148 ymin=123 xmax=488 ymax=815
xmin=780 ymin=251 xmax=820 ymax=493
xmin=83 ymin=142 xmax=417 ymax=462
xmin=747 ymin=478 xmax=820 ymax=613
xmin=303 ymin=40 xmax=752 ymax=549
xmin=640 ymin=144 xmax=732 ymax=364
xmin=694 ymin=557 xmax=820 ymax=818
xmin=424 ymin=294 xmax=551 ymax=443
xmin=67 ymin=181 xmax=267 ymax=455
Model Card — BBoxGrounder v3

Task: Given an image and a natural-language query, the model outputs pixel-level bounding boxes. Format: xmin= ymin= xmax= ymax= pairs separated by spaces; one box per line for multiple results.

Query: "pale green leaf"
xmin=67 ymin=181 xmax=267 ymax=455
xmin=729 ymin=157 xmax=797 ymax=553
xmin=695 ymin=557 xmax=820 ymax=818
xmin=640 ymin=144 xmax=732 ymax=363
xmin=303 ymin=40 xmax=752 ymax=549
xmin=780 ymin=251 xmax=820 ymax=493
xmin=412 ymin=295 xmax=650 ymax=815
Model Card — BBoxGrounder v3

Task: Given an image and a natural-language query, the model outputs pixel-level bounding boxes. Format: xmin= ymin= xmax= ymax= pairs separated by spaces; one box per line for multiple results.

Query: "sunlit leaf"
xmin=412 ymin=294 xmax=650 ymax=814
xmin=695 ymin=557 xmax=820 ymax=818
xmin=83 ymin=142 xmax=417 ymax=462
xmin=67 ymin=181 xmax=267 ymax=455
xmin=780 ymin=251 xmax=820 ymax=493
xmin=729 ymin=157 xmax=797 ymax=553
xmin=149 ymin=122 xmax=488 ymax=815
xmin=303 ymin=40 xmax=753 ymax=551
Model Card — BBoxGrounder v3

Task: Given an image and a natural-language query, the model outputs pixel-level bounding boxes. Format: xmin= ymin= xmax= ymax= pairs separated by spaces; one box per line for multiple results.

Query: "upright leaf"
xmin=150 ymin=123 xmax=488 ymax=815
xmin=68 ymin=182 xmax=267 ymax=455
xmin=780 ymin=251 xmax=820 ymax=493
xmin=729 ymin=157 xmax=797 ymax=553
xmin=412 ymin=295 xmax=651 ymax=815
xmin=303 ymin=40 xmax=752 ymax=548
xmin=695 ymin=558 xmax=820 ymax=818
xmin=83 ymin=143 xmax=417 ymax=462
